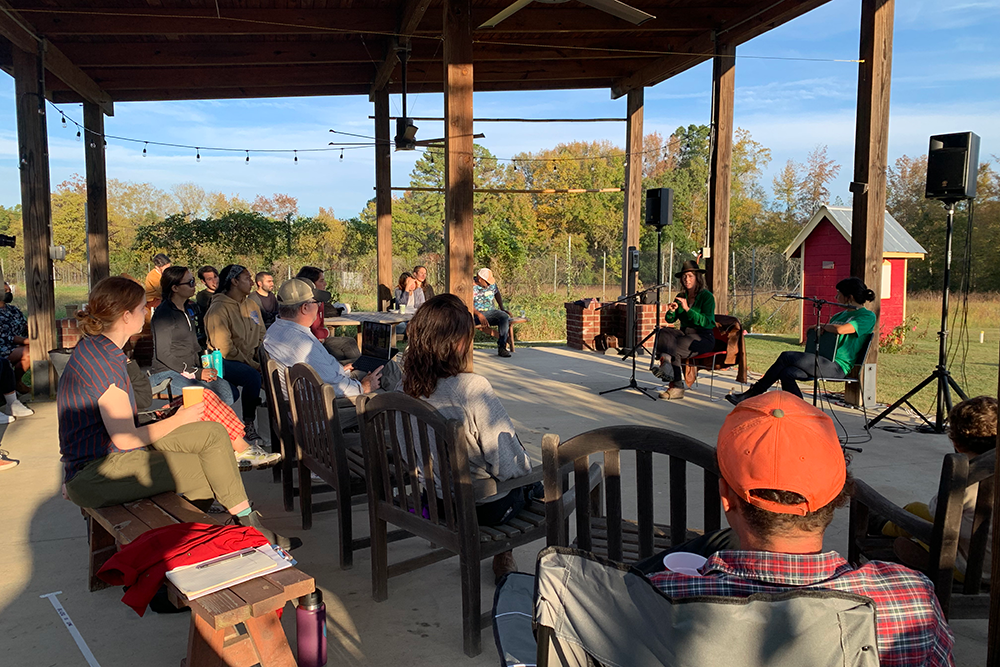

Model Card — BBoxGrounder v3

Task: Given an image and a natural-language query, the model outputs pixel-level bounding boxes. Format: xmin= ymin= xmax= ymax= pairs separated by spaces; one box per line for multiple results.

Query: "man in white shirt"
xmin=264 ymin=279 xmax=400 ymax=429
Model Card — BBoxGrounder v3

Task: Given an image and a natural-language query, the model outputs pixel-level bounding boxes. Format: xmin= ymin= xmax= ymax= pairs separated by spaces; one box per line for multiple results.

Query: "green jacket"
xmin=664 ymin=289 xmax=716 ymax=331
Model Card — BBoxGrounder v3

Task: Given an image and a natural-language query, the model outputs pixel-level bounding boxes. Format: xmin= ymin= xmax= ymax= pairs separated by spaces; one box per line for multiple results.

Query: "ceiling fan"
xmin=478 ymin=0 xmax=655 ymax=30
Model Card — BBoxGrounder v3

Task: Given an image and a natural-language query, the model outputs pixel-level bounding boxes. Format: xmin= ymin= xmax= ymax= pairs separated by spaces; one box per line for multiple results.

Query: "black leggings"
xmin=0 ymin=359 xmax=15 ymax=395
xmin=654 ymin=327 xmax=715 ymax=383
xmin=745 ymin=350 xmax=845 ymax=399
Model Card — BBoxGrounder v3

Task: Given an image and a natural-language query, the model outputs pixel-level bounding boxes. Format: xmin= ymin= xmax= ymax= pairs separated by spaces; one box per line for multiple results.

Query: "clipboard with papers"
xmin=165 ymin=544 xmax=295 ymax=600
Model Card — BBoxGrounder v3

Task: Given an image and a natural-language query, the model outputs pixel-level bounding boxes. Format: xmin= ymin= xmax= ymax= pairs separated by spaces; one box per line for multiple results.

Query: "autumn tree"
xmin=797 ymin=145 xmax=841 ymax=215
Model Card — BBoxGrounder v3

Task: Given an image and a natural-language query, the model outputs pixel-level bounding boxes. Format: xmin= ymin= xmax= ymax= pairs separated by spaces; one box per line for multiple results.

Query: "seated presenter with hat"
xmin=652 ymin=259 xmax=716 ymax=400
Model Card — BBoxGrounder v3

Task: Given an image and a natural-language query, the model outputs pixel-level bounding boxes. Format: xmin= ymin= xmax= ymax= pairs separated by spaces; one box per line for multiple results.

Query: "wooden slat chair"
xmin=542 ymin=425 xmax=722 ymax=564
xmin=258 ymin=348 xmax=286 ymax=487
xmin=358 ymin=392 xmax=561 ymax=658
xmin=848 ymin=449 xmax=994 ymax=619
xmin=287 ymin=362 xmax=410 ymax=569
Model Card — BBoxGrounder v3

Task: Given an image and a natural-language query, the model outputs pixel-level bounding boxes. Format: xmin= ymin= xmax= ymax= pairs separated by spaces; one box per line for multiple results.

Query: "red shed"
xmin=784 ymin=205 xmax=926 ymax=342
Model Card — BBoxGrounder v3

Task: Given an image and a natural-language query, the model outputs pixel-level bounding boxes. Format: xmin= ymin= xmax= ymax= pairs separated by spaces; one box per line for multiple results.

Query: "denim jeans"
xmin=483 ymin=310 xmax=510 ymax=348
xmin=221 ymin=359 xmax=261 ymax=424
xmin=148 ymin=369 xmax=235 ymax=406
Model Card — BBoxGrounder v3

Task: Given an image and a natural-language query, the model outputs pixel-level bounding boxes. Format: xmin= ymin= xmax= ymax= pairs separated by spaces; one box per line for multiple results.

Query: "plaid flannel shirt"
xmin=649 ymin=550 xmax=954 ymax=667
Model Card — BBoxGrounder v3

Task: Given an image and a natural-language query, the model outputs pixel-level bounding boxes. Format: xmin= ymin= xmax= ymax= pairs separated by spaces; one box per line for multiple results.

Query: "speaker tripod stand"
xmin=866 ymin=200 xmax=968 ymax=433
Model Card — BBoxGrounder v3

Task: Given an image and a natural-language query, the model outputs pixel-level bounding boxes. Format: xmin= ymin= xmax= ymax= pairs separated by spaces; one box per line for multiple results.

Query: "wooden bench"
xmin=476 ymin=315 xmax=528 ymax=352
xmin=84 ymin=492 xmax=314 ymax=667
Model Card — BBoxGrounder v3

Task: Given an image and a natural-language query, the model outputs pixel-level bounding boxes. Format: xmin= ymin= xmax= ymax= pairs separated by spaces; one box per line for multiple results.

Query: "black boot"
xmin=236 ymin=510 xmax=303 ymax=551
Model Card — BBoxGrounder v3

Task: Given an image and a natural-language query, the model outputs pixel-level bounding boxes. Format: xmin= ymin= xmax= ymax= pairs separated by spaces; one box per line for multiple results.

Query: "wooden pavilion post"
xmin=620 ymin=88 xmax=643 ymax=301
xmin=991 ymin=344 xmax=1000 ymax=667
xmin=84 ymin=101 xmax=110 ymax=286
xmin=443 ymin=0 xmax=474 ymax=315
xmin=13 ymin=44 xmax=57 ymax=398
xmin=707 ymin=41 xmax=734 ymax=315
xmin=848 ymin=0 xmax=894 ymax=404
xmin=374 ymin=88 xmax=393 ymax=311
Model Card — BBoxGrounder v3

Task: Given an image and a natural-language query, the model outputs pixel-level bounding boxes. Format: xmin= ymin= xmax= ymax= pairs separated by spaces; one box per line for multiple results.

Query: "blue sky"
xmin=0 ymin=0 xmax=998 ymax=219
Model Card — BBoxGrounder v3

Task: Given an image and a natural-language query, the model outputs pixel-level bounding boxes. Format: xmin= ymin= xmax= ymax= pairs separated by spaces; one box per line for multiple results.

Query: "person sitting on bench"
xmin=726 ymin=277 xmax=876 ymax=406
xmin=58 ymin=277 xmax=299 ymax=550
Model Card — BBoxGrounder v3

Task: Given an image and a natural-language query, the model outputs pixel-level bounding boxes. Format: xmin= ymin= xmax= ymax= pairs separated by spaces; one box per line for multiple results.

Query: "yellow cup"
xmin=182 ymin=385 xmax=205 ymax=407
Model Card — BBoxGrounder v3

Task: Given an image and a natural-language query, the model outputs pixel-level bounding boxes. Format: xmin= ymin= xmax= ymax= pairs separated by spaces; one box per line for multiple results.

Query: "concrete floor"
xmin=0 ymin=346 xmax=988 ymax=666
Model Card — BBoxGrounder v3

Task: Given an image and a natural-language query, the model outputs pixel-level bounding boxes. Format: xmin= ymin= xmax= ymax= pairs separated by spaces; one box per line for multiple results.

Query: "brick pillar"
xmin=565 ymin=302 xmax=602 ymax=351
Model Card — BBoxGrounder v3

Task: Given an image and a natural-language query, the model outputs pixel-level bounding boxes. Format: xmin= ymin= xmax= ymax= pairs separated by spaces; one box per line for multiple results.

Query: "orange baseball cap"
xmin=717 ymin=392 xmax=845 ymax=516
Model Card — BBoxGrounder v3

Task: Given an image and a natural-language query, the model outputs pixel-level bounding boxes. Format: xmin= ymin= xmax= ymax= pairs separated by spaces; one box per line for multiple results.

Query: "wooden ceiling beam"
xmin=16 ymin=6 xmax=735 ymax=37
xmin=54 ymin=36 xmax=678 ymax=68
xmin=611 ymin=0 xmax=833 ymax=97
xmin=0 ymin=1 xmax=113 ymax=114
xmin=67 ymin=58 xmax=638 ymax=92
xmin=370 ymin=0 xmax=433 ymax=98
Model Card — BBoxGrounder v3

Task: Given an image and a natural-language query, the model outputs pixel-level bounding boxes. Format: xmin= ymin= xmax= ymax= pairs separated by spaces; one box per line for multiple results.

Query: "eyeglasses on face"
xmin=182 ymin=279 xmax=197 ymax=287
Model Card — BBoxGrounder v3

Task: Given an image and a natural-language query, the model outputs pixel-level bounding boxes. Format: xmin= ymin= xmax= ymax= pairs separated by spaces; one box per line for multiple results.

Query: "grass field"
xmin=24 ymin=285 xmax=999 ymax=406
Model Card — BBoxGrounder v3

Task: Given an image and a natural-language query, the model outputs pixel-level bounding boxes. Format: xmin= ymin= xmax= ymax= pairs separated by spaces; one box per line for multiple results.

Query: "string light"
xmin=75 ymin=130 xmax=81 ymax=141
xmin=143 ymin=142 xmax=147 ymax=157
xmin=340 ymin=149 xmax=344 ymax=162
xmin=245 ymin=150 xmax=250 ymax=164
xmin=196 ymin=148 xmax=201 ymax=162
xmin=61 ymin=114 xmax=66 ymax=128
xmin=294 ymin=150 xmax=298 ymax=164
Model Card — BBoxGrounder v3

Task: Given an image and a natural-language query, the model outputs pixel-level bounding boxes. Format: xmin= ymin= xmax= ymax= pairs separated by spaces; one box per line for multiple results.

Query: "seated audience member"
xmin=57 ymin=277 xmax=297 ymax=549
xmin=403 ymin=293 xmax=538 ymax=582
xmin=195 ymin=265 xmax=219 ymax=315
xmin=879 ymin=395 xmax=997 ymax=578
xmin=413 ymin=265 xmax=434 ymax=300
xmin=727 ymin=277 xmax=876 ymax=405
xmin=150 ymin=266 xmax=235 ymax=406
xmin=248 ymin=271 xmax=278 ymax=328
xmin=472 ymin=267 xmax=512 ymax=358
xmin=393 ymin=272 xmax=422 ymax=335
xmin=264 ymin=278 xmax=400 ymax=430
xmin=644 ymin=392 xmax=954 ymax=666
xmin=205 ymin=265 xmax=265 ymax=442
xmin=0 ymin=274 xmax=32 ymax=394
xmin=295 ymin=266 xmax=361 ymax=363
xmin=143 ymin=253 xmax=172 ymax=310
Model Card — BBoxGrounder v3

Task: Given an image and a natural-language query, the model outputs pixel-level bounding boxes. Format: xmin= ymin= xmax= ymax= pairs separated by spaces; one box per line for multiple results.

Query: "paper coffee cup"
xmin=182 ymin=385 xmax=205 ymax=407
xmin=399 ymin=304 xmax=407 ymax=314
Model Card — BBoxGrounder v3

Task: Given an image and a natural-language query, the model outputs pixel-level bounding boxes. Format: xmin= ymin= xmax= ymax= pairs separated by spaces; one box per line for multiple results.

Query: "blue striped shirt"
xmin=58 ymin=335 xmax=137 ymax=481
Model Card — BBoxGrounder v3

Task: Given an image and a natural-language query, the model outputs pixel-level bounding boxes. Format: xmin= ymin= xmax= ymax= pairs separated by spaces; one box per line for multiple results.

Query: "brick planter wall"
xmin=566 ymin=301 xmax=665 ymax=352
xmin=565 ymin=301 xmax=601 ymax=351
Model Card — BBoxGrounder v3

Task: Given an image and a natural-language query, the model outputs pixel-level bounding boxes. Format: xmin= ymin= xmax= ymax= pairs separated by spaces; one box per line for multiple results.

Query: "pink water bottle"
xmin=296 ymin=590 xmax=327 ymax=667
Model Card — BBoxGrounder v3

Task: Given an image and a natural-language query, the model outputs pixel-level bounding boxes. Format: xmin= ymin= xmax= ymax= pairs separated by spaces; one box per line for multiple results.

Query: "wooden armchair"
xmin=357 ymin=392 xmax=597 ymax=657
xmin=543 ymin=425 xmax=722 ymax=563
xmin=287 ymin=363 xmax=409 ymax=569
xmin=848 ymin=449 xmax=994 ymax=618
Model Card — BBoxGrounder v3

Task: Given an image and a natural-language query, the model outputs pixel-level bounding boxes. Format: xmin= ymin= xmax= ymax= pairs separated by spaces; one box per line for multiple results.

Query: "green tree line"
xmin=0 ymin=125 xmax=997 ymax=291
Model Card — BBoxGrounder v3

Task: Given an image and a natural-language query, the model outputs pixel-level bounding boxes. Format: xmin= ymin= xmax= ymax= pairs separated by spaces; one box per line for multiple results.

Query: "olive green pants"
xmin=66 ymin=421 xmax=247 ymax=510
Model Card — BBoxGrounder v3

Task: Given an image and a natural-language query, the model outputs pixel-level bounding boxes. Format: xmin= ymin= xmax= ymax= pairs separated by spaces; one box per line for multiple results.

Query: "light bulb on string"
xmin=245 ymin=150 xmax=250 ymax=165
xmin=294 ymin=150 xmax=298 ymax=164
xmin=89 ymin=141 xmax=96 ymax=149
xmin=196 ymin=148 xmax=201 ymax=163
xmin=75 ymin=130 xmax=81 ymax=142
xmin=143 ymin=142 xmax=147 ymax=157
xmin=61 ymin=114 xmax=66 ymax=128
xmin=340 ymin=149 xmax=344 ymax=162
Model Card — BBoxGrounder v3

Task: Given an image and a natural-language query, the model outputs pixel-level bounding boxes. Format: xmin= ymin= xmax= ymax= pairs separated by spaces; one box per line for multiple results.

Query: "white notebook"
xmin=166 ymin=545 xmax=293 ymax=600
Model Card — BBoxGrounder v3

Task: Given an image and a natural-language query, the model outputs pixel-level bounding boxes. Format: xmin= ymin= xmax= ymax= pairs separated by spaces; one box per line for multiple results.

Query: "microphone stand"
xmin=598 ymin=281 xmax=670 ymax=401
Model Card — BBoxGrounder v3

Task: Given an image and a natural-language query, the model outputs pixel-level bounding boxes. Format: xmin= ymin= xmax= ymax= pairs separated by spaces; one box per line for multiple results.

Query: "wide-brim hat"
xmin=277 ymin=278 xmax=331 ymax=307
xmin=674 ymin=260 xmax=705 ymax=278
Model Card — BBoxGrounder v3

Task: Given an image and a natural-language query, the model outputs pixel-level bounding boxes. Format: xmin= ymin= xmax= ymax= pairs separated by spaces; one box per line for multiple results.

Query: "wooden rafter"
xmin=369 ymin=0 xmax=434 ymax=98
xmin=0 ymin=1 xmax=113 ymax=114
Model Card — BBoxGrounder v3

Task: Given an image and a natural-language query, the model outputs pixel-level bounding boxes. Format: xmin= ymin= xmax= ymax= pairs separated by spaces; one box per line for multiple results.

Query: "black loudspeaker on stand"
xmin=600 ymin=188 xmax=673 ymax=400
xmin=867 ymin=132 xmax=980 ymax=433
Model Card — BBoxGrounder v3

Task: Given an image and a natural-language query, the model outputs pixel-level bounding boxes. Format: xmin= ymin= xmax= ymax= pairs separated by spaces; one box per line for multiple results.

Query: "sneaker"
xmin=235 ymin=510 xmax=302 ymax=551
xmin=650 ymin=365 xmax=668 ymax=381
xmin=243 ymin=421 xmax=263 ymax=443
xmin=0 ymin=449 xmax=17 ymax=472
xmin=498 ymin=348 xmax=512 ymax=358
xmin=658 ymin=386 xmax=685 ymax=400
xmin=725 ymin=392 xmax=747 ymax=407
xmin=236 ymin=442 xmax=282 ymax=470
xmin=7 ymin=400 xmax=33 ymax=418
xmin=0 ymin=413 xmax=14 ymax=425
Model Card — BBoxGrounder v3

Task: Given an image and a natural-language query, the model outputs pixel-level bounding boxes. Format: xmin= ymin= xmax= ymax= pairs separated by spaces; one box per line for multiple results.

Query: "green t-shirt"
xmin=829 ymin=307 xmax=877 ymax=373
xmin=664 ymin=289 xmax=716 ymax=331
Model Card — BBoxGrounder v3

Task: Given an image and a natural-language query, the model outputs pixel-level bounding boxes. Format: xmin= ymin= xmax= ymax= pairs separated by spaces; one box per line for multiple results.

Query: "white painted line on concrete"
xmin=40 ymin=591 xmax=102 ymax=667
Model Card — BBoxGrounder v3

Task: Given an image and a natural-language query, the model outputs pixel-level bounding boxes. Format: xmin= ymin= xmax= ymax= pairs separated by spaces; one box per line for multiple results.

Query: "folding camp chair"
xmin=496 ymin=547 xmax=879 ymax=667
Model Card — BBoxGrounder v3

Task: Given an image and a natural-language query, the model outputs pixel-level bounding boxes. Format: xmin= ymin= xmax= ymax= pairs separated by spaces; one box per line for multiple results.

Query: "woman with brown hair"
xmin=403 ymin=293 xmax=537 ymax=582
xmin=58 ymin=277 xmax=298 ymax=550
xmin=652 ymin=260 xmax=716 ymax=400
